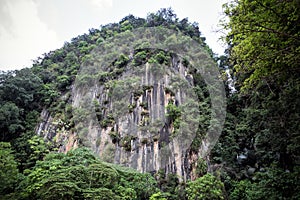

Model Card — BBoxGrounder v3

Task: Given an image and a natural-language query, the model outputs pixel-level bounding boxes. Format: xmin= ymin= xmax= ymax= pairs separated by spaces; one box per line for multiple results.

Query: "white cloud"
xmin=90 ymin=0 xmax=113 ymax=9
xmin=0 ymin=0 xmax=61 ymax=71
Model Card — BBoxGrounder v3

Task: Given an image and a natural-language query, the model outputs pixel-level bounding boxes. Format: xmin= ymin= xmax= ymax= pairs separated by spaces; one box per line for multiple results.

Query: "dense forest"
xmin=1 ymin=0 xmax=300 ymax=199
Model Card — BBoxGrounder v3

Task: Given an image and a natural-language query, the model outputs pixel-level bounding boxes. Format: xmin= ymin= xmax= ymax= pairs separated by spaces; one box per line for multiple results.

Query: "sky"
xmin=0 ymin=0 xmax=229 ymax=71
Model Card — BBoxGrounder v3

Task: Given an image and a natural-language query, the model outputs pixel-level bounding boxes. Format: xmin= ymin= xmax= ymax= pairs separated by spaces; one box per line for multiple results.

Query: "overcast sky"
xmin=0 ymin=0 xmax=229 ymax=71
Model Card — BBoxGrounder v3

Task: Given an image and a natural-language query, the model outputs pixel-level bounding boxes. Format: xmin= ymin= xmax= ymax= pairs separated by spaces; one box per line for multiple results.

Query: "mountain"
xmin=34 ymin=12 xmax=225 ymax=181
xmin=1 ymin=2 xmax=300 ymax=199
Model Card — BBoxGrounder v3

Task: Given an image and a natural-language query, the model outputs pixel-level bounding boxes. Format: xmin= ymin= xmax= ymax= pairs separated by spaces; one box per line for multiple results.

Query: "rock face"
xmin=37 ymin=55 xmax=208 ymax=181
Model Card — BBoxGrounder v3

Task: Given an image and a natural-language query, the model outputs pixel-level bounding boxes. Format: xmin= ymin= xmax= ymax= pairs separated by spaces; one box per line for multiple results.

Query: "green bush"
xmin=186 ymin=173 xmax=225 ymax=200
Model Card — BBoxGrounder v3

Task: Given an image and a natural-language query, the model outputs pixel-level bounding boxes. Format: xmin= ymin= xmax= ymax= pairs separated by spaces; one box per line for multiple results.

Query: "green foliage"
xmin=214 ymin=1 xmax=300 ymax=199
xmin=109 ymin=131 xmax=120 ymax=144
xmin=150 ymin=191 xmax=170 ymax=200
xmin=222 ymin=1 xmax=300 ymax=160
xmin=155 ymin=172 xmax=180 ymax=200
xmin=11 ymin=133 xmax=53 ymax=172
xmin=0 ymin=68 xmax=42 ymax=109
xmin=27 ymin=135 xmax=51 ymax=166
xmin=116 ymin=170 xmax=158 ymax=200
xmin=120 ymin=20 xmax=133 ymax=32
xmin=133 ymin=49 xmax=171 ymax=67
xmin=166 ymin=102 xmax=181 ymax=132
xmin=101 ymin=114 xmax=115 ymax=129
xmin=39 ymin=83 xmax=59 ymax=106
xmin=133 ymin=50 xmax=148 ymax=66
xmin=186 ymin=173 xmax=225 ymax=200
xmin=83 ymin=188 xmax=120 ymax=200
xmin=114 ymin=186 xmax=137 ymax=200
xmin=128 ymin=103 xmax=137 ymax=112
xmin=19 ymin=148 xmax=119 ymax=199
xmin=57 ymin=75 xmax=71 ymax=91
xmin=189 ymin=77 xmax=211 ymax=153
xmin=13 ymin=147 xmax=160 ymax=199
xmin=195 ymin=158 xmax=208 ymax=177
xmin=148 ymin=50 xmax=171 ymax=65
xmin=0 ymin=142 xmax=19 ymax=196
xmin=0 ymin=102 xmax=23 ymax=140
xmin=114 ymin=54 xmax=129 ymax=68
xmin=230 ymin=166 xmax=300 ymax=200
xmin=224 ymin=0 xmax=300 ymax=90
xmin=0 ymin=69 xmax=43 ymax=142
xmin=120 ymin=135 xmax=133 ymax=151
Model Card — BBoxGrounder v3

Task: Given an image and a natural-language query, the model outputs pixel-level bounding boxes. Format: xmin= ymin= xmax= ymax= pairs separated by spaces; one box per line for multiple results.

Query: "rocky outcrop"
xmin=37 ymin=55 xmax=209 ymax=181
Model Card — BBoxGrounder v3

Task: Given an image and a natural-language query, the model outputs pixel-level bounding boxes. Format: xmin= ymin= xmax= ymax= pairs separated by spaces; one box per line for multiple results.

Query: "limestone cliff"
xmin=34 ymin=32 xmax=225 ymax=181
xmin=37 ymin=55 xmax=202 ymax=181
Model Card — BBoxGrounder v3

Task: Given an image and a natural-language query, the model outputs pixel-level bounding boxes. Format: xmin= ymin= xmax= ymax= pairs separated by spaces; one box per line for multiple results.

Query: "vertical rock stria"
xmin=37 ymin=58 xmax=209 ymax=181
